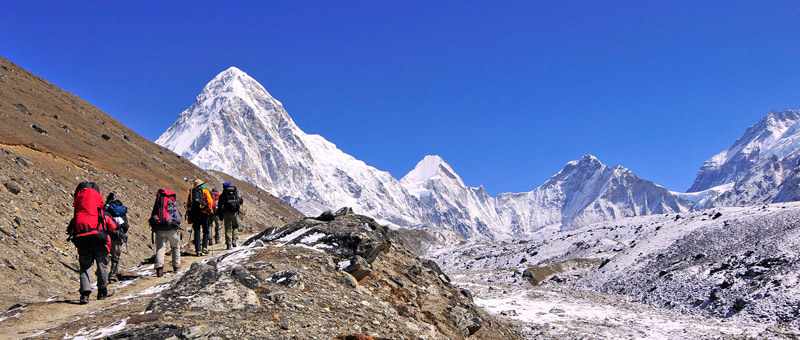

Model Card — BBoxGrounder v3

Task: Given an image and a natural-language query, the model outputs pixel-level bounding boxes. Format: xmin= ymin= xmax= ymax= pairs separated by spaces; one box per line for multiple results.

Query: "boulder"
xmin=315 ymin=210 xmax=335 ymax=221
xmin=231 ymin=265 xmax=261 ymax=290
xmin=4 ymin=182 xmax=21 ymax=195
xmin=334 ymin=207 xmax=354 ymax=217
xmin=269 ymin=270 xmax=304 ymax=289
xmin=258 ymin=214 xmax=391 ymax=264
xmin=343 ymin=255 xmax=372 ymax=281
xmin=447 ymin=304 xmax=483 ymax=336
xmin=31 ymin=124 xmax=47 ymax=134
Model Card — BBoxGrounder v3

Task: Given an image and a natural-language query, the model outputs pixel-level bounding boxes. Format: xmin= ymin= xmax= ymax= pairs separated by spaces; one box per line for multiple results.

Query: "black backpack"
xmin=222 ymin=186 xmax=241 ymax=212
xmin=190 ymin=186 xmax=206 ymax=212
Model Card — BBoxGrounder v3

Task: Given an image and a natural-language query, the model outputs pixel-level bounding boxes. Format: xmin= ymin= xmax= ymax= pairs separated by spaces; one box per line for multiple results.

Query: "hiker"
xmin=186 ymin=179 xmax=214 ymax=256
xmin=103 ymin=192 xmax=129 ymax=283
xmin=66 ymin=182 xmax=117 ymax=304
xmin=210 ymin=188 xmax=221 ymax=245
xmin=148 ymin=189 xmax=182 ymax=277
xmin=218 ymin=182 xmax=244 ymax=250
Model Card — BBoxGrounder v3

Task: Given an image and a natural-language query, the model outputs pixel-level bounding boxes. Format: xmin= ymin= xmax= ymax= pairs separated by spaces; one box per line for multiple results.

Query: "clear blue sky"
xmin=3 ymin=1 xmax=800 ymax=194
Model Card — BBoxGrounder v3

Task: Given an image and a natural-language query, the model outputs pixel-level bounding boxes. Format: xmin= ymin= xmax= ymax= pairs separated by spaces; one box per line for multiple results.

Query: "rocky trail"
xmin=0 ymin=236 xmax=240 ymax=340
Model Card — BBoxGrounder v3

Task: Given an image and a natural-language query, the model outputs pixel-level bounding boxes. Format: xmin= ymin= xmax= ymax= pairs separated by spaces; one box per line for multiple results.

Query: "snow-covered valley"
xmin=431 ymin=202 xmax=800 ymax=338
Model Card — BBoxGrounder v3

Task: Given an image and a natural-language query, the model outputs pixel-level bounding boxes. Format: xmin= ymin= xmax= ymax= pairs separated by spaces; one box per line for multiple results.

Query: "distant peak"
xmin=402 ymin=155 xmax=463 ymax=184
xmin=567 ymin=154 xmax=603 ymax=166
xmin=195 ymin=66 xmax=279 ymax=105
xmin=207 ymin=66 xmax=257 ymax=87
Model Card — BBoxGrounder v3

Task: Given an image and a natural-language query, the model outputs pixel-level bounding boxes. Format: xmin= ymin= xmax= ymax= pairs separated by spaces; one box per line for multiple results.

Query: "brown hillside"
xmin=0 ymin=56 xmax=304 ymax=309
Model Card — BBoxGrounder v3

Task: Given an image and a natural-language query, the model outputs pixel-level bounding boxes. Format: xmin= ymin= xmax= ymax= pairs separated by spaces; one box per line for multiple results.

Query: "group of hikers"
xmin=65 ymin=179 xmax=244 ymax=304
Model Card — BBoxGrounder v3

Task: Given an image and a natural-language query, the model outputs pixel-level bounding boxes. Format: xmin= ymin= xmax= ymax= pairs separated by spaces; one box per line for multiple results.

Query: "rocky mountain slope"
xmin=0 ymin=56 xmax=304 ymax=310
xmin=433 ymin=202 xmax=800 ymax=336
xmin=157 ymin=68 xmax=710 ymax=240
xmin=0 ymin=210 xmax=523 ymax=339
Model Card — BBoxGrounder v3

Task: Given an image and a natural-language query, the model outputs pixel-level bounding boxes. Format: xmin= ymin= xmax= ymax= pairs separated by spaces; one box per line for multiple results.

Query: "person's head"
xmin=193 ymin=179 xmax=205 ymax=188
xmin=106 ymin=192 xmax=116 ymax=203
xmin=211 ymin=188 xmax=218 ymax=196
xmin=222 ymin=182 xmax=232 ymax=188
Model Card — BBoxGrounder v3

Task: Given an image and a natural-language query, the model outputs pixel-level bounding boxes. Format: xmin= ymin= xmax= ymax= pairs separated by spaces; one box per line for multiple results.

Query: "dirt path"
xmin=0 ymin=238 xmax=241 ymax=340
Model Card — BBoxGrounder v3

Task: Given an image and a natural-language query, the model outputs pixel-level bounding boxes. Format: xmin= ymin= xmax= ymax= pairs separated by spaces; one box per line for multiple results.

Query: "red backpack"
xmin=68 ymin=182 xmax=113 ymax=248
xmin=149 ymin=189 xmax=182 ymax=230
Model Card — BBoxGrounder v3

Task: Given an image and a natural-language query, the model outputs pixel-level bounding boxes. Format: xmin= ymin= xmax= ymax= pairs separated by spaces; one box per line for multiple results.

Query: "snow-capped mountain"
xmin=158 ymin=67 xmax=799 ymax=241
xmin=400 ymin=155 xmax=502 ymax=238
xmin=688 ymin=110 xmax=800 ymax=206
xmin=689 ymin=110 xmax=800 ymax=192
xmin=156 ymin=67 xmax=424 ymax=226
xmin=495 ymin=155 xmax=691 ymax=232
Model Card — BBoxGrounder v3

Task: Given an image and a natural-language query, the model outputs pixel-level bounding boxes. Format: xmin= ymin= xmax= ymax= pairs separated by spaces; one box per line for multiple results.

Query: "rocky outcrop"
xmin=121 ymin=212 xmax=520 ymax=339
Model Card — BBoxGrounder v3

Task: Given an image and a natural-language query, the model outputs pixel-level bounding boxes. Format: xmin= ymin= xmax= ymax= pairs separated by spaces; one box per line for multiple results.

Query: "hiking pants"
xmin=222 ymin=211 xmax=239 ymax=246
xmin=109 ymin=239 xmax=122 ymax=279
xmin=78 ymin=245 xmax=109 ymax=294
xmin=211 ymin=214 xmax=221 ymax=243
xmin=155 ymin=229 xmax=181 ymax=270
xmin=192 ymin=213 xmax=210 ymax=252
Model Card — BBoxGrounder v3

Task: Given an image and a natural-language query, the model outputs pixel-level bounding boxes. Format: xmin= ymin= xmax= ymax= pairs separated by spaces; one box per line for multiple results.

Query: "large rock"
xmin=148 ymin=262 xmax=260 ymax=313
xmin=249 ymin=213 xmax=391 ymax=263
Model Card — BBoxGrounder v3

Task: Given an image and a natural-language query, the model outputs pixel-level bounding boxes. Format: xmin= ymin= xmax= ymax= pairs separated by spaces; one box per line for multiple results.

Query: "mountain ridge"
xmin=157 ymin=67 xmax=800 ymax=239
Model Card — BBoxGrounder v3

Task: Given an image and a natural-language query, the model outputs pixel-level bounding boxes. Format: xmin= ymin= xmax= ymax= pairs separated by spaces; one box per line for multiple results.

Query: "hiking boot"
xmin=108 ymin=275 xmax=119 ymax=283
xmin=173 ymin=266 xmax=181 ymax=273
xmin=97 ymin=288 xmax=113 ymax=300
xmin=202 ymin=248 xmax=209 ymax=255
xmin=226 ymin=244 xmax=231 ymax=250
xmin=196 ymin=250 xmax=202 ymax=257
xmin=156 ymin=267 xmax=164 ymax=277
xmin=79 ymin=293 xmax=90 ymax=305
xmin=232 ymin=242 xmax=238 ymax=248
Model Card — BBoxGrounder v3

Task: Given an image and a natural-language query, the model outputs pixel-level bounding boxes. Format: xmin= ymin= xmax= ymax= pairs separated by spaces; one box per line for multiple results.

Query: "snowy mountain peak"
xmin=401 ymin=155 xmax=466 ymax=199
xmin=689 ymin=109 xmax=800 ymax=192
xmin=403 ymin=155 xmax=460 ymax=182
xmin=566 ymin=154 xmax=603 ymax=166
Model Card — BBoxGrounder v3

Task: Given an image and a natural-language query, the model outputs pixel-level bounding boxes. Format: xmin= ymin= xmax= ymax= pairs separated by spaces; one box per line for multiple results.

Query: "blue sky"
xmin=3 ymin=1 xmax=800 ymax=194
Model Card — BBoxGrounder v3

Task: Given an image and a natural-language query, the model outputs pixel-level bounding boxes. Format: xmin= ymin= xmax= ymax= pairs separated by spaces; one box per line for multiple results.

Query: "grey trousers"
xmin=222 ymin=211 xmax=239 ymax=245
xmin=211 ymin=215 xmax=221 ymax=243
xmin=155 ymin=229 xmax=181 ymax=271
xmin=79 ymin=245 xmax=109 ymax=293
xmin=109 ymin=240 xmax=122 ymax=278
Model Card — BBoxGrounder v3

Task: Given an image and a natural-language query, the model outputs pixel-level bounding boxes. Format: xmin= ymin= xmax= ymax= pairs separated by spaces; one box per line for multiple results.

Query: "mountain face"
xmin=400 ymin=155 xmax=501 ymax=238
xmin=688 ymin=110 xmax=800 ymax=207
xmin=156 ymin=67 xmax=424 ymax=227
xmin=158 ymin=68 xmax=794 ymax=240
xmin=495 ymin=155 xmax=690 ymax=233
xmin=689 ymin=110 xmax=800 ymax=192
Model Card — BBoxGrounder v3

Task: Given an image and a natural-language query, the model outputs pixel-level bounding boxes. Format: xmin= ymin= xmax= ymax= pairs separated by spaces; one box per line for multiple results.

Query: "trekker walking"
xmin=218 ymin=182 xmax=244 ymax=250
xmin=66 ymin=182 xmax=117 ymax=304
xmin=210 ymin=188 xmax=221 ymax=245
xmin=186 ymin=179 xmax=214 ymax=256
xmin=103 ymin=192 xmax=129 ymax=283
xmin=148 ymin=189 xmax=182 ymax=277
